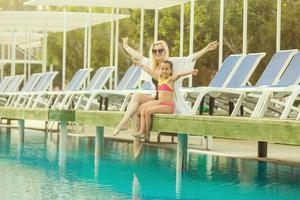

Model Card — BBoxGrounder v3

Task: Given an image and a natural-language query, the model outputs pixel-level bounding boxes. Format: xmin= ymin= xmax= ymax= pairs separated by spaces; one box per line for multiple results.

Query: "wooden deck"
xmin=1 ymin=108 xmax=299 ymax=145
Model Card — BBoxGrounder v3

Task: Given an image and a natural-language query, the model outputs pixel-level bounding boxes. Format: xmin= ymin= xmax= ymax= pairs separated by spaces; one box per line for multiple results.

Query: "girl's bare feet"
xmin=144 ymin=133 xmax=150 ymax=143
xmin=131 ymin=132 xmax=145 ymax=139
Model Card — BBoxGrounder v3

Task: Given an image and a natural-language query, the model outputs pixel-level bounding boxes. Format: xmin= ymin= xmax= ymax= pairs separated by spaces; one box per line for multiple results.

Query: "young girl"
xmin=132 ymin=60 xmax=199 ymax=139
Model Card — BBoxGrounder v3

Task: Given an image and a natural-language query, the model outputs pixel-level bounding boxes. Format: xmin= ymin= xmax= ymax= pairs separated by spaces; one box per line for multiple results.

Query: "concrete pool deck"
xmin=1 ymin=119 xmax=299 ymax=165
xmin=105 ymin=127 xmax=300 ymax=166
xmin=9 ymin=120 xmax=297 ymax=166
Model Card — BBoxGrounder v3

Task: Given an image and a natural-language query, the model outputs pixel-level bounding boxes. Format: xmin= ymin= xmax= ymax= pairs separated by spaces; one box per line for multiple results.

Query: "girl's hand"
xmin=192 ymin=69 xmax=199 ymax=76
xmin=122 ymin=37 xmax=128 ymax=47
xmin=205 ymin=41 xmax=219 ymax=51
xmin=133 ymin=60 xmax=157 ymax=79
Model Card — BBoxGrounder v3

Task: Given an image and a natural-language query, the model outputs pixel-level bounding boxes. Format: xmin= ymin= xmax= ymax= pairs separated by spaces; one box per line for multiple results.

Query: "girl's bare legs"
xmin=113 ymin=94 xmax=155 ymax=136
xmin=144 ymin=105 xmax=173 ymax=139
xmin=132 ymin=101 xmax=164 ymax=159
xmin=132 ymin=100 xmax=160 ymax=136
xmin=132 ymin=100 xmax=153 ymax=132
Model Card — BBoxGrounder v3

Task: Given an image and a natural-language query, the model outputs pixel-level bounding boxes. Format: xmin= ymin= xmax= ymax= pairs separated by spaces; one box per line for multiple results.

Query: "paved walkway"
xmin=102 ymin=127 xmax=300 ymax=165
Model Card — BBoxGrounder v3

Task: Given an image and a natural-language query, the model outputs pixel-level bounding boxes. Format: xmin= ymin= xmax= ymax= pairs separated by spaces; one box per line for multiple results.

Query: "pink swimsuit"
xmin=158 ymin=78 xmax=175 ymax=113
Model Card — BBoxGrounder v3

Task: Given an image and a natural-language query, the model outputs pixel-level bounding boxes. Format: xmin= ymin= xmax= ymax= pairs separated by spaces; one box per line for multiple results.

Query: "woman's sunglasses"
xmin=152 ymin=49 xmax=165 ymax=55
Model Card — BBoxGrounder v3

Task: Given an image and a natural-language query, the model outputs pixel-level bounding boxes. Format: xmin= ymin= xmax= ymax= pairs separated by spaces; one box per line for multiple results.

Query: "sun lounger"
xmin=0 ymin=76 xmax=14 ymax=92
xmin=57 ymin=66 xmax=116 ymax=110
xmin=31 ymin=68 xmax=91 ymax=108
xmin=5 ymin=73 xmax=43 ymax=107
xmin=190 ymin=53 xmax=266 ymax=114
xmin=244 ymin=51 xmax=300 ymax=119
xmin=218 ymin=50 xmax=298 ymax=117
xmin=21 ymin=71 xmax=59 ymax=108
xmin=81 ymin=65 xmax=143 ymax=111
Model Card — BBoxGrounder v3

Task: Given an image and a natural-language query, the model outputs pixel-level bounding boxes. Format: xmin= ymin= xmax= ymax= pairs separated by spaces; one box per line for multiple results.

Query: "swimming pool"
xmin=0 ymin=128 xmax=299 ymax=200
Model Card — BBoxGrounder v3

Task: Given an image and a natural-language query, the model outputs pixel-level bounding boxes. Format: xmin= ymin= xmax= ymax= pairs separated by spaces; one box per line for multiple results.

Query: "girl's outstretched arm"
xmin=191 ymin=41 xmax=218 ymax=62
xmin=123 ymin=37 xmax=144 ymax=61
xmin=134 ymin=61 xmax=160 ymax=81
xmin=170 ymin=69 xmax=199 ymax=81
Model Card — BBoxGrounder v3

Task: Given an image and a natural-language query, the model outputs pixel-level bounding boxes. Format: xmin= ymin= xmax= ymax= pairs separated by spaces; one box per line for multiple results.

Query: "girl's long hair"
xmin=149 ymin=40 xmax=170 ymax=71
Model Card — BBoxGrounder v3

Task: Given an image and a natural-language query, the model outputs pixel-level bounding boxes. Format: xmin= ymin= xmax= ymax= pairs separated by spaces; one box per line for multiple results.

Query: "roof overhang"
xmin=24 ymin=0 xmax=191 ymax=10
xmin=0 ymin=32 xmax=43 ymax=44
xmin=0 ymin=11 xmax=129 ymax=32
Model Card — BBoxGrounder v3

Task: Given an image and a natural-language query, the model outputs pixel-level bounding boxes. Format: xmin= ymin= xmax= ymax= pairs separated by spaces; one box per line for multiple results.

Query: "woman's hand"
xmin=192 ymin=41 xmax=219 ymax=62
xmin=122 ymin=37 xmax=128 ymax=48
xmin=192 ymin=69 xmax=199 ymax=76
xmin=205 ymin=41 xmax=219 ymax=52
xmin=133 ymin=59 xmax=143 ymax=67
xmin=122 ymin=37 xmax=143 ymax=60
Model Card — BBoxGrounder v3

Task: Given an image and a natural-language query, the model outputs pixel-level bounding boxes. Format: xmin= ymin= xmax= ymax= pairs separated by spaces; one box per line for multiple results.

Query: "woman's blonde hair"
xmin=149 ymin=40 xmax=170 ymax=71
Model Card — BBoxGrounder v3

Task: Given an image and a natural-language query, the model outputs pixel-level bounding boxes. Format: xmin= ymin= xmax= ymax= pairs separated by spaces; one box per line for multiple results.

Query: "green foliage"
xmin=0 ymin=0 xmax=25 ymax=10
xmin=0 ymin=0 xmax=299 ymax=87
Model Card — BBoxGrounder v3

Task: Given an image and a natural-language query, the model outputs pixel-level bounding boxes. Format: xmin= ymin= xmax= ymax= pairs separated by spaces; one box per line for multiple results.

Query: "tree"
xmin=0 ymin=0 xmax=299 ymax=87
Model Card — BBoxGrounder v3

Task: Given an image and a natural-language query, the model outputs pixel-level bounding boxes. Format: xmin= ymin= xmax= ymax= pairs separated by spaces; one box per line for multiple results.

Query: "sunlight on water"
xmin=0 ymin=128 xmax=299 ymax=200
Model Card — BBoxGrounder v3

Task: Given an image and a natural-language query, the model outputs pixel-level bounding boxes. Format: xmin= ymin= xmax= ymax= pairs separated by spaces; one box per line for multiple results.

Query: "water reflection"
xmin=256 ymin=161 xmax=268 ymax=187
xmin=45 ymin=132 xmax=59 ymax=163
xmin=0 ymin=128 xmax=12 ymax=154
xmin=0 ymin=131 xmax=299 ymax=200
xmin=17 ymin=132 xmax=24 ymax=159
xmin=58 ymin=132 xmax=67 ymax=170
xmin=206 ymin=154 xmax=213 ymax=178
xmin=132 ymin=174 xmax=141 ymax=200
xmin=176 ymin=167 xmax=182 ymax=199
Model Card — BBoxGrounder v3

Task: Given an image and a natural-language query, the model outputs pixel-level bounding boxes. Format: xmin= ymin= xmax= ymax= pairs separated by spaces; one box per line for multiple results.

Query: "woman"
xmin=113 ymin=37 xmax=218 ymax=136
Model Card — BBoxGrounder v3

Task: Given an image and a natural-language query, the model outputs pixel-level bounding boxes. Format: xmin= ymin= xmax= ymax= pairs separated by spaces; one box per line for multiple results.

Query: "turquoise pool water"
xmin=0 ymin=129 xmax=300 ymax=200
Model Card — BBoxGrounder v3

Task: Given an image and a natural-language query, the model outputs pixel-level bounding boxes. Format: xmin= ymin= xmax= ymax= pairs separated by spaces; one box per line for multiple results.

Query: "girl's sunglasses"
xmin=152 ymin=49 xmax=165 ymax=55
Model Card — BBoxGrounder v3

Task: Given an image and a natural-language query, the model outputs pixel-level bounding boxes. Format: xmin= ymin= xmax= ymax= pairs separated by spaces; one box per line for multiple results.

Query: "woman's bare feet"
xmin=112 ymin=123 xmax=128 ymax=136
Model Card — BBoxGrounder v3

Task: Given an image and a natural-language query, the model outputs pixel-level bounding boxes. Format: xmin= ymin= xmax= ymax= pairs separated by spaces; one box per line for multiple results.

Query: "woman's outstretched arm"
xmin=191 ymin=41 xmax=219 ymax=62
xmin=122 ymin=37 xmax=144 ymax=61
